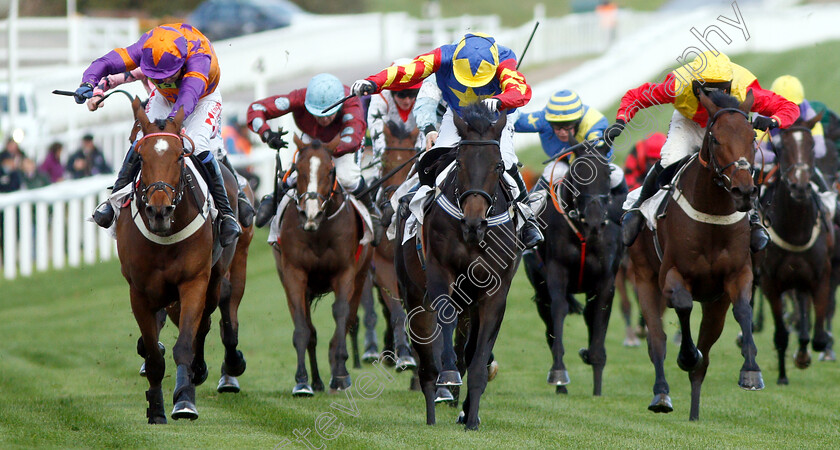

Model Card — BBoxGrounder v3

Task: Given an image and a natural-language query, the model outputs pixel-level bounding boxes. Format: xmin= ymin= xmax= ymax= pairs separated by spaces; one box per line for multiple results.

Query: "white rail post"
xmin=19 ymin=201 xmax=32 ymax=277
xmin=97 ymin=191 xmax=112 ymax=262
xmin=67 ymin=198 xmax=82 ymax=267
xmin=4 ymin=206 xmax=18 ymax=280
xmin=83 ymin=194 xmax=96 ymax=264
xmin=51 ymin=202 xmax=66 ymax=270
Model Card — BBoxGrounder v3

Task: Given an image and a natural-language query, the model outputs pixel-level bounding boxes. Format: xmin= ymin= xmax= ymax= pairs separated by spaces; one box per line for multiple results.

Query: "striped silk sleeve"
xmin=366 ymin=48 xmax=441 ymax=92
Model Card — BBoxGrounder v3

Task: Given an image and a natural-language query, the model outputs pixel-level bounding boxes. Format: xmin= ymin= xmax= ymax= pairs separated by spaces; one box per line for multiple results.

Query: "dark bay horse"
xmin=524 ymin=149 xmax=624 ymax=396
xmin=396 ymin=103 xmax=518 ymax=430
xmin=274 ymin=134 xmax=373 ymax=396
xmin=119 ymin=98 xmax=237 ymax=423
xmin=628 ymin=91 xmax=763 ymax=421
xmin=369 ymin=121 xmax=419 ymax=372
xmin=815 ymin=118 xmax=840 ymax=362
xmin=758 ymin=114 xmax=833 ymax=383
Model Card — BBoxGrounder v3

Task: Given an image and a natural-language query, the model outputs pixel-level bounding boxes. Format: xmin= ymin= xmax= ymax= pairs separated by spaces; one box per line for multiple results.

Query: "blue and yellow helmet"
xmin=544 ymin=90 xmax=583 ymax=122
xmin=452 ymin=32 xmax=499 ymax=88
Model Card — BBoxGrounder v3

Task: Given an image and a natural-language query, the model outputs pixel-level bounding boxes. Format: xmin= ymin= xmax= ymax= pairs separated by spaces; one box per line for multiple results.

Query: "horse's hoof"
xmin=677 ymin=348 xmax=703 ymax=372
xmin=139 ymin=362 xmax=147 ymax=377
xmin=434 ymin=387 xmax=454 ymax=404
xmin=329 ymin=375 xmax=352 ymax=391
xmin=739 ymin=370 xmax=765 ymax=391
xmin=362 ymin=348 xmax=380 ymax=364
xmin=292 ymin=383 xmax=314 ymax=397
xmin=217 ymin=370 xmax=241 ymax=394
xmin=623 ymin=337 xmax=641 ymax=347
xmin=436 ymin=370 xmax=462 ymax=386
xmin=456 ymin=411 xmax=479 ymax=427
xmin=171 ymin=401 xmax=198 ymax=420
xmin=648 ymin=393 xmax=673 ymax=413
xmin=312 ymin=379 xmax=325 ymax=392
xmin=396 ymin=356 xmax=417 ymax=372
xmin=819 ymin=350 xmax=837 ymax=362
xmin=191 ymin=361 xmax=208 ymax=386
xmin=547 ymin=369 xmax=570 ymax=386
xmin=793 ymin=349 xmax=812 ymax=369
xmin=148 ymin=415 xmax=167 ymax=425
xmin=777 ymin=376 xmax=789 ymax=385
xmin=579 ymin=348 xmax=591 ymax=365
xmin=222 ymin=350 xmax=247 ymax=377
xmin=555 ymin=385 xmax=568 ymax=395
xmin=487 ymin=360 xmax=499 ymax=382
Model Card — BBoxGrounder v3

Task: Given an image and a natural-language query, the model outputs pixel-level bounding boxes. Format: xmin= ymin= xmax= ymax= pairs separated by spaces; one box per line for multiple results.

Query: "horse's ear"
xmin=491 ymin=111 xmax=507 ymax=138
xmin=173 ymin=106 xmax=185 ymax=128
xmin=805 ymin=110 xmax=824 ymax=130
xmin=739 ymin=89 xmax=755 ymax=115
xmin=698 ymin=90 xmax=719 ymax=117
xmin=325 ymin=133 xmax=341 ymax=154
xmin=293 ymin=133 xmax=305 ymax=150
xmin=453 ymin=110 xmax=468 ymax=137
xmin=132 ymin=96 xmax=150 ymax=128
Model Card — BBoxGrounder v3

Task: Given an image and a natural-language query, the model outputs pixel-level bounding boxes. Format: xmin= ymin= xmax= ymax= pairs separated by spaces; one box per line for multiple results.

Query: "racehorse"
xmin=369 ymin=121 xmax=420 ymax=373
xmin=628 ymin=90 xmax=763 ymax=421
xmin=757 ymin=113 xmax=833 ymax=383
xmin=274 ymin=134 xmax=373 ymax=396
xmin=523 ymin=149 xmax=624 ymax=396
xmin=396 ymin=102 xmax=518 ymax=430
xmin=120 ymin=97 xmax=238 ymax=423
xmin=814 ymin=118 xmax=840 ymax=362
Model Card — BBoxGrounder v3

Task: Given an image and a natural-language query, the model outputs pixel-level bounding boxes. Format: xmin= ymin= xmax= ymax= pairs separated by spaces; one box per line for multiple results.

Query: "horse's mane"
xmin=386 ymin=120 xmax=414 ymax=140
xmin=707 ymin=90 xmax=740 ymax=109
xmin=461 ymin=102 xmax=497 ymax=135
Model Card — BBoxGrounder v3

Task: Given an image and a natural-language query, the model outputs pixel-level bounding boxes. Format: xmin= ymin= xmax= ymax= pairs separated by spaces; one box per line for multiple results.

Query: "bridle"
xmin=698 ymin=107 xmax=754 ymax=192
xmin=453 ymin=139 xmax=503 ymax=214
xmin=135 ymin=131 xmax=194 ymax=208
xmin=773 ymin=124 xmax=816 ymax=189
xmin=294 ymin=151 xmax=342 ymax=218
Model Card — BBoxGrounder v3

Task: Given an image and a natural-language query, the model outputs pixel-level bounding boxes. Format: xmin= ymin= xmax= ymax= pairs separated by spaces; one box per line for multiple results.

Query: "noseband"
xmin=454 ymin=139 xmax=503 ymax=213
xmin=136 ymin=132 xmax=193 ymax=207
xmin=295 ymin=158 xmax=340 ymax=217
xmin=699 ymin=107 xmax=754 ymax=191
xmin=773 ymin=125 xmax=815 ymax=187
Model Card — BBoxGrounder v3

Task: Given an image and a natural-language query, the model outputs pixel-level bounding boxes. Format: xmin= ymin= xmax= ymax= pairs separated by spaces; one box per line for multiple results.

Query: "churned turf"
xmin=1 ymin=227 xmax=839 ymax=448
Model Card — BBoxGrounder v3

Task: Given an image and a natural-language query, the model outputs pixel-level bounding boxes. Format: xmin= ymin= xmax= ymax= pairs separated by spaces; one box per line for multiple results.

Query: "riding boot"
xmin=379 ymin=195 xmax=395 ymax=232
xmin=749 ymin=211 xmax=770 ymax=253
xmin=508 ymin=167 xmax=544 ymax=249
xmin=255 ymin=178 xmax=295 ymax=228
xmin=93 ymin=147 xmax=141 ymax=228
xmin=353 ymin=179 xmax=383 ymax=247
xmin=200 ymin=156 xmax=242 ymax=247
xmin=220 ymin=155 xmax=254 ymax=228
xmin=621 ymin=161 xmax=664 ymax=247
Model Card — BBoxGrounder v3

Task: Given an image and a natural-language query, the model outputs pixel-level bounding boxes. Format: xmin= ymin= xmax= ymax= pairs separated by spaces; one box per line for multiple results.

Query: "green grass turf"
xmin=1 ymin=227 xmax=839 ymax=448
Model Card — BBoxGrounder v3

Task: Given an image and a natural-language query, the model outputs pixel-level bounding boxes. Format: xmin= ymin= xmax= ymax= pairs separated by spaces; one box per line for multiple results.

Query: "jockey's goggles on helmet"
xmin=692 ymin=80 xmax=732 ymax=98
xmin=394 ymin=89 xmax=420 ymax=99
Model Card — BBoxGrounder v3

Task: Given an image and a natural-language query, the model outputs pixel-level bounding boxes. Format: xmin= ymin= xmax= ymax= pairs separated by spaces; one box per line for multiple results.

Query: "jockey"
xmin=514 ymin=89 xmax=627 ymax=196
xmin=351 ymin=32 xmax=544 ymax=249
xmin=624 ymin=132 xmax=665 ymax=190
xmin=74 ymin=23 xmax=243 ymax=247
xmin=609 ymin=51 xmax=799 ymax=253
xmin=246 ymin=73 xmax=381 ymax=244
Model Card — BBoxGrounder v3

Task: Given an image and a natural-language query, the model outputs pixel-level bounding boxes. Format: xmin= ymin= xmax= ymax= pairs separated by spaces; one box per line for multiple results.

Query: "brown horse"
xmin=120 ymin=98 xmax=238 ymax=423
xmin=369 ymin=121 xmax=420 ymax=372
xmin=757 ymin=114 xmax=833 ymax=383
xmin=396 ymin=103 xmax=518 ymax=430
xmin=274 ymin=134 xmax=373 ymax=396
xmin=629 ymin=91 xmax=763 ymax=421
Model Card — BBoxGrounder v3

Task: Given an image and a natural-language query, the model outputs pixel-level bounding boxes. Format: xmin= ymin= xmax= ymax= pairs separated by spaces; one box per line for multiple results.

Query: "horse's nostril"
xmin=164 ymin=205 xmax=175 ymax=216
xmin=145 ymin=205 xmax=155 ymax=217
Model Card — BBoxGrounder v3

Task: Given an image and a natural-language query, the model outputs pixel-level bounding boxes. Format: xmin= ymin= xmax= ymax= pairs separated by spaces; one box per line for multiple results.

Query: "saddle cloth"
xmin=268 ymin=190 xmax=373 ymax=246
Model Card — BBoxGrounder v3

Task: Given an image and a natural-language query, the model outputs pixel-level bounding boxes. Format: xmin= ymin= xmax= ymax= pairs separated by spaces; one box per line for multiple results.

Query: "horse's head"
xmin=453 ymin=103 xmax=506 ymax=244
xmin=132 ymin=97 xmax=188 ymax=233
xmin=293 ymin=133 xmax=339 ymax=232
xmin=564 ymin=150 xmax=611 ymax=238
xmin=777 ymin=112 xmax=823 ymax=202
xmin=698 ymin=90 xmax=757 ymax=211
xmin=382 ymin=121 xmax=420 ymax=189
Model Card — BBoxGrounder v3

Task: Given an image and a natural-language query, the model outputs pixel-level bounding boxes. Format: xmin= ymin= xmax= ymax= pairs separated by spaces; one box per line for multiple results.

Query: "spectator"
xmin=39 ymin=141 xmax=65 ymax=183
xmin=66 ymin=134 xmax=112 ymax=179
xmin=0 ymin=155 xmax=22 ymax=192
xmin=21 ymin=158 xmax=50 ymax=189
xmin=0 ymin=138 xmax=28 ymax=172
xmin=222 ymin=121 xmax=252 ymax=155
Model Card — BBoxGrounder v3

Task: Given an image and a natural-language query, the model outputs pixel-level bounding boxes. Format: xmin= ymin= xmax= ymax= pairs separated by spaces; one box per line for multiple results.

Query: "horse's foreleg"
xmin=426 ymin=264 xmax=459 ymax=386
xmin=765 ymin=284 xmax=790 ymax=384
xmin=305 ymin=298 xmax=323 ymax=392
xmin=171 ymin=276 xmax=210 ymax=420
xmin=727 ymin=267 xmax=764 ymax=391
xmin=360 ymin=273 xmax=379 ymax=363
xmin=793 ymin=290 xmax=813 ymax=369
xmin=378 ymin=266 xmax=413 ymax=369
xmin=812 ymin=272 xmax=833 ymax=354
xmin=544 ymin=262 xmax=571 ymax=388
xmin=328 ymin=269 xmax=357 ymax=391
xmin=663 ymin=268 xmax=702 ymax=373
xmin=633 ymin=259 xmax=671 ymax=413
xmin=131 ymin=291 xmax=167 ymax=424
xmin=277 ymin=258 xmax=313 ymax=396
xmin=405 ymin=304 xmax=439 ymax=425
xmin=583 ymin=282 xmax=615 ymax=396
xmin=689 ymin=300 xmax=729 ymax=421
xmin=462 ymin=294 xmax=507 ymax=431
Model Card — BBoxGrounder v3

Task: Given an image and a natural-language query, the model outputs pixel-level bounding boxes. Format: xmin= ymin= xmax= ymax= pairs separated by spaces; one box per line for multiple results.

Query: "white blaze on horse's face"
xmin=303 ymin=156 xmax=321 ymax=228
xmin=154 ymin=138 xmax=169 ymax=156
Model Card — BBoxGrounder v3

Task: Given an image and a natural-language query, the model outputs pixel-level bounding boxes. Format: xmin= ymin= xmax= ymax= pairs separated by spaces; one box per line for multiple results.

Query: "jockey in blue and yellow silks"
xmin=351 ymin=32 xmax=543 ymax=248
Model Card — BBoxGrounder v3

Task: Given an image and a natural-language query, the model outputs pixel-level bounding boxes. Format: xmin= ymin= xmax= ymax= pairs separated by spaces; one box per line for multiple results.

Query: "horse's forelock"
xmin=386 ymin=121 xmax=413 ymax=140
xmin=461 ymin=102 xmax=495 ymax=136
xmin=707 ymin=90 xmax=740 ymax=109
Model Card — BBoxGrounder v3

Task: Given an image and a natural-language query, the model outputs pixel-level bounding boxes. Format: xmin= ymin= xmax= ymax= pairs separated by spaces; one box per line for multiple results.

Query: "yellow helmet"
xmin=687 ymin=51 xmax=733 ymax=83
xmin=770 ymin=75 xmax=804 ymax=105
xmin=452 ymin=32 xmax=500 ymax=88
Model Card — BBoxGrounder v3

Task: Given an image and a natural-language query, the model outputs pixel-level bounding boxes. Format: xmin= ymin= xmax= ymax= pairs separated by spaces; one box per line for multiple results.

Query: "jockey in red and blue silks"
xmin=74 ymin=23 xmax=245 ymax=246
xmin=350 ymin=32 xmax=543 ymax=248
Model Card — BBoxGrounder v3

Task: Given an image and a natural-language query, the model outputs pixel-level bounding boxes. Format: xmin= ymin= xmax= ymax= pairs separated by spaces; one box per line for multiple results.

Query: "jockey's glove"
xmin=482 ymin=98 xmax=501 ymax=113
xmin=351 ymin=80 xmax=377 ymax=97
xmin=752 ymin=115 xmax=778 ymax=131
xmin=262 ymin=129 xmax=289 ymax=150
xmin=74 ymin=82 xmax=94 ymax=104
xmin=604 ymin=119 xmax=625 ymax=145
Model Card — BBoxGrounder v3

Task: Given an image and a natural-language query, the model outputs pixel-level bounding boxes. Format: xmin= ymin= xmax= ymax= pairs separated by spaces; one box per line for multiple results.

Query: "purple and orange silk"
xmin=81 ymin=23 xmax=220 ymax=118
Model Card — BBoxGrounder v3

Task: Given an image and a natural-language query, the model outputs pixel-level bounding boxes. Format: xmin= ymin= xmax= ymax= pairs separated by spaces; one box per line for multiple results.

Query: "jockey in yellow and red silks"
xmin=351 ymin=32 xmax=543 ymax=248
xmin=74 ymin=24 xmax=245 ymax=247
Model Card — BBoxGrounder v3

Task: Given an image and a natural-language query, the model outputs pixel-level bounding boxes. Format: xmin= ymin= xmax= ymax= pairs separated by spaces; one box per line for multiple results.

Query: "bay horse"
xmin=120 ymin=97 xmax=238 ymax=423
xmin=274 ymin=134 xmax=373 ymax=396
xmin=815 ymin=118 xmax=840 ymax=362
xmin=757 ymin=113 xmax=833 ymax=383
xmin=369 ymin=121 xmax=419 ymax=372
xmin=523 ymin=148 xmax=624 ymax=396
xmin=628 ymin=90 xmax=763 ymax=421
xmin=396 ymin=102 xmax=518 ymax=430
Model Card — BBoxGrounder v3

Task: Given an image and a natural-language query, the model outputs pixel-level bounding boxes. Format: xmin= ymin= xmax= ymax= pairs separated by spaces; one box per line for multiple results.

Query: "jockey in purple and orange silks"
xmin=73 ymin=23 xmax=247 ymax=247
